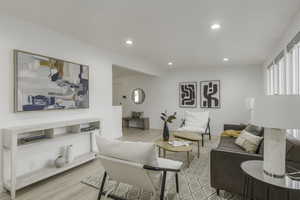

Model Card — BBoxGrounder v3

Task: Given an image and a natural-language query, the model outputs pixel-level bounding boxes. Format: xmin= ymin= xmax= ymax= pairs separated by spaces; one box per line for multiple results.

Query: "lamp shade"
xmin=252 ymin=96 xmax=300 ymax=129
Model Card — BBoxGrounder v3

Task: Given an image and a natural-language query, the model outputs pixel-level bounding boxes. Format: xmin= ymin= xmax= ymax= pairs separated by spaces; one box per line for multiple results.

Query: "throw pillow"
xmin=96 ymin=135 xmax=158 ymax=166
xmin=235 ymin=130 xmax=263 ymax=153
xmin=221 ymin=130 xmax=241 ymax=137
xmin=286 ymin=136 xmax=300 ymax=163
xmin=244 ymin=124 xmax=264 ymax=136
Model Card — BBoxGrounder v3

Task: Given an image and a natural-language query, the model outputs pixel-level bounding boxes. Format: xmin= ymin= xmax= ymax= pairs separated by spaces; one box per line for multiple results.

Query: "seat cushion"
xmin=218 ymin=137 xmax=246 ymax=153
xmin=157 ymin=158 xmax=183 ymax=170
xmin=96 ymin=135 xmax=158 ymax=166
xmin=177 ymin=126 xmax=205 ymax=133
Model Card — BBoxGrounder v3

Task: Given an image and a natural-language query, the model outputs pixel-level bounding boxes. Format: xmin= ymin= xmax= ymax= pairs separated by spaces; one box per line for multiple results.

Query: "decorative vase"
xmin=55 ymin=156 xmax=66 ymax=168
xmin=66 ymin=145 xmax=74 ymax=163
xmin=163 ymin=122 xmax=170 ymax=141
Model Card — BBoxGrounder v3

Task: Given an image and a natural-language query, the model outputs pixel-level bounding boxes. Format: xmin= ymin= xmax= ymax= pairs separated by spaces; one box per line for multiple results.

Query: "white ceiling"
xmin=112 ymin=65 xmax=152 ymax=79
xmin=1 ymin=0 xmax=300 ymax=69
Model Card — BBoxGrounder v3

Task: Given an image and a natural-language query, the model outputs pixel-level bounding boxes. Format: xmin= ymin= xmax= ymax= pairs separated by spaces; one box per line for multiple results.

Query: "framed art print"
xmin=179 ymin=82 xmax=197 ymax=108
xmin=200 ymin=80 xmax=220 ymax=108
xmin=14 ymin=50 xmax=89 ymax=112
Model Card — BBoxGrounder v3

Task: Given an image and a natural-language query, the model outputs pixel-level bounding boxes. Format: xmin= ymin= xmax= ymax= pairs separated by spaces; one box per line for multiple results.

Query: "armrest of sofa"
xmin=224 ymin=124 xmax=246 ymax=131
xmin=210 ymin=148 xmax=262 ymax=194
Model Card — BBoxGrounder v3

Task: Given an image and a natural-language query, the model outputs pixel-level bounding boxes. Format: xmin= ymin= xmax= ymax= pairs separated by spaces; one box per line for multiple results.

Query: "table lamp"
xmin=252 ymin=96 xmax=300 ymax=178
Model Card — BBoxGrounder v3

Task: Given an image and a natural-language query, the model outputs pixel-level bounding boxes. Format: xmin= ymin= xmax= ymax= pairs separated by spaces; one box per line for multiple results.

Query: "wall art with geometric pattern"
xmin=179 ymin=82 xmax=197 ymax=108
xmin=200 ymin=80 xmax=220 ymax=109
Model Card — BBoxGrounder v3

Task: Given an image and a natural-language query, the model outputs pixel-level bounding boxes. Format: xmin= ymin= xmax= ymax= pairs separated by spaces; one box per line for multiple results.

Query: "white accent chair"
xmin=177 ymin=111 xmax=211 ymax=146
xmin=96 ymin=135 xmax=183 ymax=200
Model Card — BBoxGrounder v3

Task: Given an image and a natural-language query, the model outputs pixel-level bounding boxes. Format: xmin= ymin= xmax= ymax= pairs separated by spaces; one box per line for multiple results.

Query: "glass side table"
xmin=241 ymin=160 xmax=300 ymax=200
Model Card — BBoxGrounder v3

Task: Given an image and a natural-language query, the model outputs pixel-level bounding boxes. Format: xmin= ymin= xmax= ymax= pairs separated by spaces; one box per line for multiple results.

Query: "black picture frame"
xmin=200 ymin=80 xmax=221 ymax=109
xmin=179 ymin=82 xmax=197 ymax=108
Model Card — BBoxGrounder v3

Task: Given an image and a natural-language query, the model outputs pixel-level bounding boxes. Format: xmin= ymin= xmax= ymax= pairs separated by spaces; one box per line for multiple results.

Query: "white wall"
xmin=113 ymin=66 xmax=264 ymax=135
xmin=263 ymin=10 xmax=300 ymax=92
xmin=265 ymin=11 xmax=300 ymax=66
xmin=0 ymin=15 xmax=163 ymax=189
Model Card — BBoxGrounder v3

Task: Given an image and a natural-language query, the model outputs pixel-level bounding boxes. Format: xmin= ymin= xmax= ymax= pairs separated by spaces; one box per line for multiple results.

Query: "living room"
xmin=1 ymin=1 xmax=300 ymax=200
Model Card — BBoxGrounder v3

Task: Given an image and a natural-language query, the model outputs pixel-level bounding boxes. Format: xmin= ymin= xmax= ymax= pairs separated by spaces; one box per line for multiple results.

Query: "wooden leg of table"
xmin=187 ymin=151 xmax=190 ymax=167
xmin=201 ymin=134 xmax=204 ymax=147
xmin=197 ymin=141 xmax=200 ymax=158
xmin=163 ymin=149 xmax=166 ymax=158
xmin=158 ymin=147 xmax=161 ymax=157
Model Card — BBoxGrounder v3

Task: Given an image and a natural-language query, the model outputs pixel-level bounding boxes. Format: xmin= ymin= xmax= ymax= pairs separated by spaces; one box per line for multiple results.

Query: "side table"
xmin=241 ymin=160 xmax=300 ymax=200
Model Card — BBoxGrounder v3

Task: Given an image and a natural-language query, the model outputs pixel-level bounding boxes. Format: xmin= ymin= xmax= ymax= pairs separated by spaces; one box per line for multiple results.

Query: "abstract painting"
xmin=179 ymin=82 xmax=197 ymax=108
xmin=200 ymin=80 xmax=220 ymax=108
xmin=14 ymin=50 xmax=89 ymax=112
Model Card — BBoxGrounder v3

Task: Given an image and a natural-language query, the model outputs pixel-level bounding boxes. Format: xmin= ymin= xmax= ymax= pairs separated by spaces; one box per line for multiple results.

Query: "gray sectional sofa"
xmin=210 ymin=124 xmax=300 ymax=200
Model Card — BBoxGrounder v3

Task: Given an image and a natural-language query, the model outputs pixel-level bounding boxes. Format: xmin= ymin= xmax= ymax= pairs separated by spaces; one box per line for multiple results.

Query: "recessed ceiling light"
xmin=168 ymin=62 xmax=173 ymax=66
xmin=211 ymin=24 xmax=221 ymax=30
xmin=223 ymin=58 xmax=229 ymax=62
xmin=125 ymin=39 xmax=133 ymax=46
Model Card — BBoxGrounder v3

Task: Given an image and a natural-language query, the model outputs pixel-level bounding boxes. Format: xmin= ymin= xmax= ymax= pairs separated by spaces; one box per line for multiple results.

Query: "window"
xmin=278 ymin=58 xmax=286 ymax=94
xmin=266 ymin=64 xmax=275 ymax=95
xmin=266 ymin=32 xmax=300 ymax=138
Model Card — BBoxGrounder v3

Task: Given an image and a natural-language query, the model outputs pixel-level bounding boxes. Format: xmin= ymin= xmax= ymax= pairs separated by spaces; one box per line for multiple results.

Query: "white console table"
xmin=2 ymin=118 xmax=100 ymax=199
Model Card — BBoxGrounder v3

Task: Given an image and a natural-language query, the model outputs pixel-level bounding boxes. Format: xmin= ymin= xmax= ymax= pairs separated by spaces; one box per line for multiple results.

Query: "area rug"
xmin=81 ymin=138 xmax=241 ymax=200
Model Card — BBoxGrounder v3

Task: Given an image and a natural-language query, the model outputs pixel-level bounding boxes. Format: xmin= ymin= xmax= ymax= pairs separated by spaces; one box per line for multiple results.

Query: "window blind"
xmin=287 ymin=31 xmax=300 ymax=52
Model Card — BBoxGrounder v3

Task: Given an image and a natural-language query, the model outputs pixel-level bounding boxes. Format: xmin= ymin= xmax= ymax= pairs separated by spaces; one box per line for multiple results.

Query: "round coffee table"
xmin=173 ymin=131 xmax=201 ymax=158
xmin=155 ymin=138 xmax=193 ymax=167
xmin=241 ymin=160 xmax=300 ymax=200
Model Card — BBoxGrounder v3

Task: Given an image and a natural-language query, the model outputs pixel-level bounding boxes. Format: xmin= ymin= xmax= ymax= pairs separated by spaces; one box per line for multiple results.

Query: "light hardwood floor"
xmin=0 ymin=129 xmax=162 ymax=200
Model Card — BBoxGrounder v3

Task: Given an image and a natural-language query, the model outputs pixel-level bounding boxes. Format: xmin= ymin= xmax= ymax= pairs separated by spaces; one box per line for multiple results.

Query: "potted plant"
xmin=160 ymin=111 xmax=177 ymax=141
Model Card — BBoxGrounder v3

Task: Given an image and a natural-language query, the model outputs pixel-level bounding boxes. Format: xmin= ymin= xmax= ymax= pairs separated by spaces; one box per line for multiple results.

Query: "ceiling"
xmin=112 ymin=65 xmax=151 ymax=79
xmin=1 ymin=0 xmax=300 ymax=69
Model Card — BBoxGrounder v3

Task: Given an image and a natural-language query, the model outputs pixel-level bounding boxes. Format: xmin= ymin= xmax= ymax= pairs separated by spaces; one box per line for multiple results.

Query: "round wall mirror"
xmin=131 ymin=88 xmax=145 ymax=104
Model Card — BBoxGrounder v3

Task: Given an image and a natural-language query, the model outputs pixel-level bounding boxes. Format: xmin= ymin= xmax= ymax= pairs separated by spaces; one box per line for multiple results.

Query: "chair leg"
xmin=98 ymin=171 xmax=107 ymax=200
xmin=209 ymin=132 xmax=211 ymax=140
xmin=201 ymin=134 xmax=204 ymax=147
xmin=160 ymin=171 xmax=167 ymax=200
xmin=197 ymin=141 xmax=200 ymax=158
xmin=175 ymin=173 xmax=179 ymax=193
xmin=216 ymin=189 xmax=220 ymax=196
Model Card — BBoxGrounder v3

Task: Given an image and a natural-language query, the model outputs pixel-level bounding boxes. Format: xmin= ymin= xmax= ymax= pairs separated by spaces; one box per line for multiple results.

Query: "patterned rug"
xmin=81 ymin=138 xmax=241 ymax=200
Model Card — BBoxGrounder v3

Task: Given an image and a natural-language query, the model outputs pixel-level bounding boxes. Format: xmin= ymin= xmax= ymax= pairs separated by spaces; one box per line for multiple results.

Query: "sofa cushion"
xmin=96 ymin=135 xmax=158 ymax=166
xmin=235 ymin=130 xmax=263 ymax=153
xmin=221 ymin=130 xmax=241 ymax=137
xmin=258 ymin=136 xmax=295 ymax=156
xmin=218 ymin=137 xmax=246 ymax=153
xmin=286 ymin=136 xmax=300 ymax=163
xmin=244 ymin=124 xmax=264 ymax=137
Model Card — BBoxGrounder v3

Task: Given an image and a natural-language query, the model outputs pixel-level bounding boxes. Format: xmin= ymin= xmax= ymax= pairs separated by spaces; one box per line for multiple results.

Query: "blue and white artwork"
xmin=14 ymin=50 xmax=89 ymax=112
